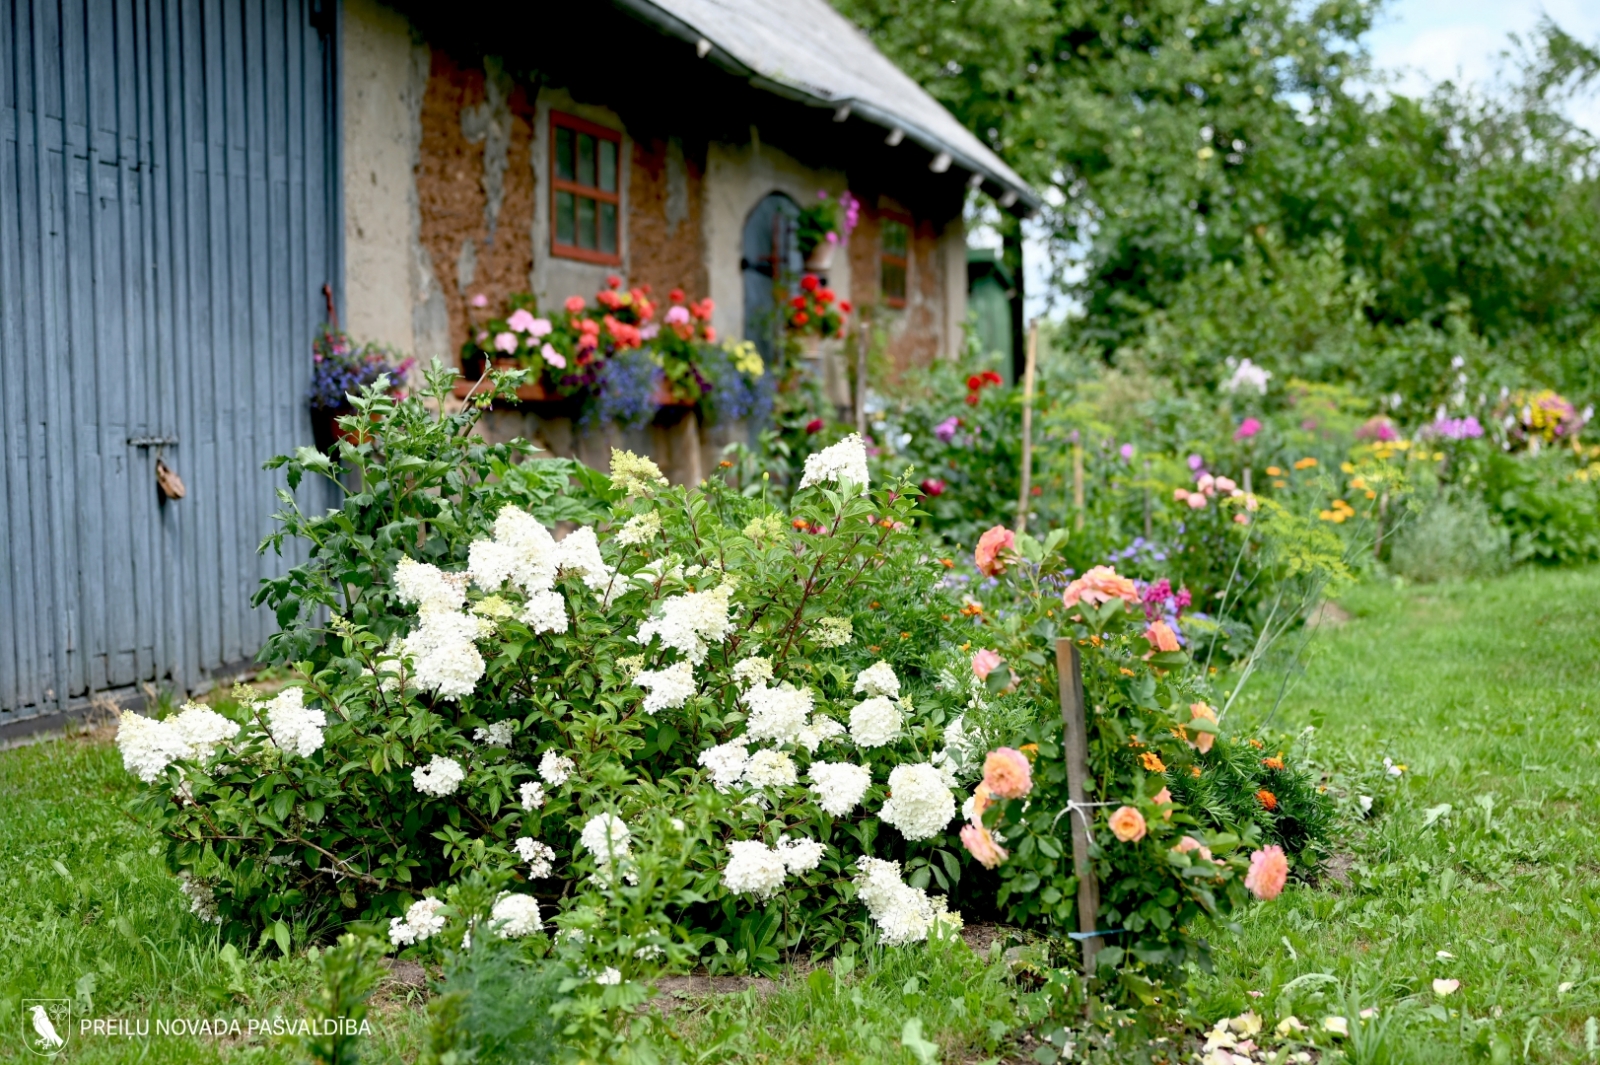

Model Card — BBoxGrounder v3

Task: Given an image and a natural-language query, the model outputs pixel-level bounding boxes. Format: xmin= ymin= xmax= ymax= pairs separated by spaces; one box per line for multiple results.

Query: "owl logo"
xmin=23 ymin=1001 xmax=70 ymax=1056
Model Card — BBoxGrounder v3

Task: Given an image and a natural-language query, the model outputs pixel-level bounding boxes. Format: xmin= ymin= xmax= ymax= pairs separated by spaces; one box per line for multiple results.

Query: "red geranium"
xmin=920 ymin=477 xmax=947 ymax=496
xmin=800 ymin=274 xmax=820 ymax=292
xmin=805 ymin=418 xmax=824 ymax=434
xmin=606 ymin=274 xmax=621 ymax=289
xmin=669 ymin=288 xmax=685 ymax=304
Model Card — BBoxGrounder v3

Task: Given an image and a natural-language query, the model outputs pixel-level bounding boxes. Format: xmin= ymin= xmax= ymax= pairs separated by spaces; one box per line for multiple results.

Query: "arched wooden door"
xmin=739 ymin=192 xmax=800 ymax=367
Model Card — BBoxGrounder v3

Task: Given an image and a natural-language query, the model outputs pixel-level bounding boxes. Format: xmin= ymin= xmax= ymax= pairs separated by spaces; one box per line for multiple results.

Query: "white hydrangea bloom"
xmin=491 ymin=506 xmax=561 ymax=594
xmin=777 ymin=836 xmax=827 ymax=875
xmin=519 ymin=781 xmax=546 ymax=810
xmin=812 ymin=616 xmax=853 ymax=648
xmin=389 ymin=897 xmax=447 ymax=947
xmin=594 ymin=966 xmax=624 ymax=986
xmin=729 ymin=655 xmax=774 ymax=688
xmin=539 ymin=751 xmax=575 ymax=786
xmin=799 ymin=433 xmax=870 ymax=492
xmin=393 ymin=557 xmax=468 ymax=615
xmin=808 ymin=761 xmax=872 ymax=816
xmin=615 ymin=511 xmax=662 ymax=547
xmin=741 ymin=749 xmax=797 ymax=789
xmin=942 ymin=714 xmax=972 ymax=763
xmin=797 ymin=716 xmax=847 ymax=753
xmin=635 ymin=660 xmax=696 ymax=714
xmin=633 ymin=585 xmax=735 ymax=664
xmin=578 ymin=813 xmax=632 ymax=862
xmin=853 ymin=662 xmax=900 ymax=700
xmin=742 ymin=683 xmax=814 ymax=745
xmin=849 ymin=696 xmax=902 ymax=749
xmin=264 ymin=687 xmax=328 ymax=757
xmin=854 ymin=857 xmax=935 ymax=946
xmin=1222 ymin=357 xmax=1272 ymax=395
xmin=514 ymin=837 xmax=557 ymax=879
xmin=879 ymin=763 xmax=956 ymax=841
xmin=518 ymin=589 xmax=569 ymax=634
xmin=474 ymin=721 xmax=514 ymax=747
xmin=402 ymin=610 xmax=488 ymax=699
xmin=698 ymin=741 xmax=750 ymax=792
xmin=170 ymin=702 xmax=241 ymax=762
xmin=553 ymin=526 xmax=613 ymax=594
xmin=412 ymin=755 xmax=466 ymax=798
xmin=116 ymin=711 xmax=193 ymax=782
xmin=722 ymin=839 xmax=789 ymax=899
xmin=490 ymin=893 xmax=542 ymax=937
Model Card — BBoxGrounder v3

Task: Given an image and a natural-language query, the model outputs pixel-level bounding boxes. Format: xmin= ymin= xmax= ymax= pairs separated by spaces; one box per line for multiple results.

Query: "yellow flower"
xmin=1294 ymin=457 xmax=1318 ymax=470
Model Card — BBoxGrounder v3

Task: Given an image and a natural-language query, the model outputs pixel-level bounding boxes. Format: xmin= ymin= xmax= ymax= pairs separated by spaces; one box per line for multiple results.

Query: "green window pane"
xmin=600 ymin=201 xmax=617 ymax=253
xmin=556 ymin=190 xmax=575 ymax=245
xmin=882 ymin=260 xmax=907 ymax=301
xmin=555 ymin=127 xmax=575 ymax=181
xmin=577 ymin=195 xmax=596 ymax=249
xmin=883 ymin=220 xmax=909 ymax=257
xmin=577 ymin=133 xmax=596 ymax=187
xmin=599 ymin=139 xmax=617 ymax=192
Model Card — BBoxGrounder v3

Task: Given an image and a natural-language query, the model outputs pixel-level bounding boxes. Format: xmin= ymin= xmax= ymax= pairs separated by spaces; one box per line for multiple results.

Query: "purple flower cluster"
xmin=1425 ymin=415 xmax=1484 ymax=441
xmin=589 ymin=349 xmax=663 ymax=430
xmin=696 ymin=344 xmax=774 ymax=426
xmin=934 ymin=416 xmax=961 ymax=443
xmin=1106 ymin=536 xmax=1168 ymax=566
xmin=1140 ymin=578 xmax=1192 ymax=621
xmin=308 ymin=325 xmax=412 ymax=411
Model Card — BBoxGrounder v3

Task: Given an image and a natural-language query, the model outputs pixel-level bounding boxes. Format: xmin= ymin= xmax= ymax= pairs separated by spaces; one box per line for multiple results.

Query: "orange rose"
xmin=1144 ymin=619 xmax=1180 ymax=653
xmin=1245 ymin=844 xmax=1289 ymax=900
xmin=1187 ymin=702 xmax=1217 ymax=754
xmin=982 ymin=747 xmax=1033 ymax=800
xmin=974 ymin=526 xmax=1016 ymax=577
xmin=1108 ymin=805 xmax=1147 ymax=843
xmin=1061 ymin=565 xmax=1140 ymax=609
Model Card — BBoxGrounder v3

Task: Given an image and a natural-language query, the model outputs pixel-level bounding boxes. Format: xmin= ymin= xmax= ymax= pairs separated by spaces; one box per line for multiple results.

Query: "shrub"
xmin=1388 ymin=489 xmax=1509 ymax=582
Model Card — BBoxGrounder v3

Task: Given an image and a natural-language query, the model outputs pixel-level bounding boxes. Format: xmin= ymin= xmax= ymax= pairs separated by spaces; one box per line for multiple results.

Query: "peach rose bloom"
xmin=960 ymin=822 xmax=1009 ymax=869
xmin=1108 ymin=805 xmax=1147 ymax=843
xmin=974 ymin=525 xmax=1015 ymax=577
xmin=1152 ymin=786 xmax=1173 ymax=818
xmin=1245 ymin=845 xmax=1289 ymax=900
xmin=1187 ymin=702 xmax=1217 ymax=754
xmin=971 ymin=648 xmax=1003 ymax=681
xmin=1144 ymin=619 xmax=1180 ymax=652
xmin=1061 ymin=565 xmax=1140 ymax=609
xmin=971 ymin=781 xmax=996 ymax=819
xmin=982 ymin=747 xmax=1033 ymax=800
xmin=1172 ymin=834 xmax=1214 ymax=861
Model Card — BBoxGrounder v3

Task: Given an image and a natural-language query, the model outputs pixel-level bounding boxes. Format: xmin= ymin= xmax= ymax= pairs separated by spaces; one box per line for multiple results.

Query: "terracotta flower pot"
xmin=804 ymin=240 xmax=837 ymax=272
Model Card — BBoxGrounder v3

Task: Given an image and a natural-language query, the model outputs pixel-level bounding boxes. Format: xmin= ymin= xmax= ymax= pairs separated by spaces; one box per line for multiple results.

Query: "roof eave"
xmin=611 ymin=0 xmax=1043 ymax=217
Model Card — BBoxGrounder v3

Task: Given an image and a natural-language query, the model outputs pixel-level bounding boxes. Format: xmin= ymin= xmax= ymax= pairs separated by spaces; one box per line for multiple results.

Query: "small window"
xmin=551 ymin=112 xmax=622 ymax=264
xmin=881 ymin=215 xmax=910 ymax=306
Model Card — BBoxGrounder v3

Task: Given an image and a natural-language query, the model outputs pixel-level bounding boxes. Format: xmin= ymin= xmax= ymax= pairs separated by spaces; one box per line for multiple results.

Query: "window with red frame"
xmin=880 ymin=214 xmax=910 ymax=307
xmin=551 ymin=113 xmax=621 ymax=264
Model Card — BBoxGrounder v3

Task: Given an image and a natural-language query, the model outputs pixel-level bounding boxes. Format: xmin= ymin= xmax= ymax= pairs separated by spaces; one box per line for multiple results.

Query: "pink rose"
xmin=493 ymin=331 xmax=518 ymax=354
xmin=982 ymin=747 xmax=1033 ymax=800
xmin=960 ymin=822 xmax=1008 ymax=868
xmin=971 ymin=649 xmax=1003 ymax=682
xmin=974 ymin=526 xmax=1015 ymax=577
xmin=1172 ymin=834 xmax=1214 ymax=861
xmin=1061 ymin=565 xmax=1140 ymax=610
xmin=1108 ymin=805 xmax=1147 ymax=843
xmin=1245 ymin=844 xmax=1289 ymax=900
xmin=540 ymin=343 xmax=566 ymax=369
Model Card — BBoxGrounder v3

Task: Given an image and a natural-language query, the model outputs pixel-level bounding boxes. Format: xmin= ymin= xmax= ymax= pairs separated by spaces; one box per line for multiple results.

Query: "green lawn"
xmin=4 ymin=567 xmax=1599 ymax=1063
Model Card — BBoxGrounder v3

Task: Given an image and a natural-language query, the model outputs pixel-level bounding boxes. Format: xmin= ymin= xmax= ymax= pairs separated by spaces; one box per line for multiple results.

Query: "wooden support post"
xmin=1055 ymin=638 xmax=1101 ymax=977
xmin=1015 ymin=319 xmax=1039 ymax=534
xmin=1142 ymin=459 xmax=1153 ymax=541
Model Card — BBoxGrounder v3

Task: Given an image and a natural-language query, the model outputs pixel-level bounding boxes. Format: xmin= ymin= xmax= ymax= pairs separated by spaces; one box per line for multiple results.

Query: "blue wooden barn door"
xmin=0 ymin=0 xmax=337 ymax=726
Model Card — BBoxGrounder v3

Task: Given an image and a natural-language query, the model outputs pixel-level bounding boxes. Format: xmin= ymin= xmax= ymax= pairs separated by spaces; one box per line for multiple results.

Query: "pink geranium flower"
xmin=1245 ymin=845 xmax=1289 ymax=900
xmin=540 ymin=344 xmax=566 ymax=369
xmin=507 ymin=308 xmax=538 ymax=334
xmin=493 ymin=332 xmax=518 ymax=354
xmin=974 ymin=526 xmax=1015 ymax=577
xmin=664 ymin=305 xmax=691 ymax=326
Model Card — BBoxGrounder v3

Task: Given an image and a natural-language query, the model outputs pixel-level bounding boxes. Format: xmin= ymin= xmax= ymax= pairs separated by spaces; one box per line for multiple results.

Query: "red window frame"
xmin=549 ymin=111 xmax=623 ymax=265
xmin=880 ymin=211 xmax=912 ymax=308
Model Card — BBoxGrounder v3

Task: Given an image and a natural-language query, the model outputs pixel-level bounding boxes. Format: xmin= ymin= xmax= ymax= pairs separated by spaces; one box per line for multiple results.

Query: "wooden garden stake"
xmin=1015 ymin=319 xmax=1039 ymax=534
xmin=1142 ymin=459 xmax=1153 ymax=540
xmin=855 ymin=319 xmax=870 ymax=438
xmin=1055 ymin=637 xmax=1101 ymax=977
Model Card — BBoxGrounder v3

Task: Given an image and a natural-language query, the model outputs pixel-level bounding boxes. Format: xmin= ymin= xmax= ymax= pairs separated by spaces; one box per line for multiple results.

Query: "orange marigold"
xmin=1261 ymin=756 xmax=1285 ymax=771
xmin=1139 ymin=752 xmax=1166 ymax=773
xmin=1256 ymin=789 xmax=1279 ymax=811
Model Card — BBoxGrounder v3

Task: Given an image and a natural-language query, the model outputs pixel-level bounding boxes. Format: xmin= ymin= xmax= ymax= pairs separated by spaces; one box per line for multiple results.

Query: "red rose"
xmin=805 ymin=418 xmax=824 ymax=434
xmin=800 ymin=274 xmax=820 ymax=292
